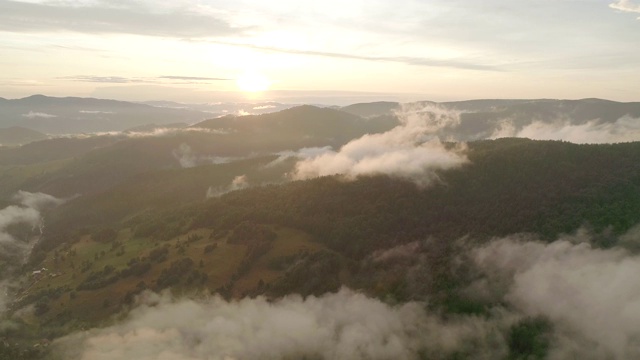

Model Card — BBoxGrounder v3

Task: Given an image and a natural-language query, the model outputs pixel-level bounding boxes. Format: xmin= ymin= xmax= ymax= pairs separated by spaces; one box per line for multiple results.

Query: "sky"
xmin=1 ymin=0 xmax=639 ymax=104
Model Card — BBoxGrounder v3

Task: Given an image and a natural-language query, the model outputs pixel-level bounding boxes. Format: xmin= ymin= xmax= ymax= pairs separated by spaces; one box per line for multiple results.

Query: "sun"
xmin=236 ymin=71 xmax=271 ymax=92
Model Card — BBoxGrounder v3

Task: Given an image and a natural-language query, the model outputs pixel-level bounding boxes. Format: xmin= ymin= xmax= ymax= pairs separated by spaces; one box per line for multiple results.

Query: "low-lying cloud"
xmin=471 ymin=231 xmax=640 ymax=359
xmin=56 ymin=288 xmax=510 ymax=360
xmin=79 ymin=110 xmax=115 ymax=114
xmin=48 ymin=226 xmax=640 ymax=359
xmin=490 ymin=116 xmax=640 ymax=144
xmin=0 ymin=191 xmax=64 ymax=313
xmin=206 ymin=175 xmax=249 ymax=198
xmin=21 ymin=111 xmax=57 ymax=119
xmin=171 ymin=140 xmax=234 ymax=169
xmin=0 ymin=191 xmax=63 ymax=249
xmin=292 ymin=104 xmax=468 ymax=186
xmin=172 ymin=143 xmax=198 ymax=168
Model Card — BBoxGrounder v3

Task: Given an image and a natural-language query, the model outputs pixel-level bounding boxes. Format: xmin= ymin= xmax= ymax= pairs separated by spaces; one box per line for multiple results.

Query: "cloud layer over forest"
xmin=292 ymin=104 xmax=469 ymax=186
xmin=0 ymin=191 xmax=64 ymax=313
xmin=53 ymin=227 xmax=640 ymax=360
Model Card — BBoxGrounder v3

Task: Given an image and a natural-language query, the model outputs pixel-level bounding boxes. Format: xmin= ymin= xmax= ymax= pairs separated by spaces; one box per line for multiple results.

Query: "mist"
xmin=48 ymin=227 xmax=640 ymax=359
xmin=292 ymin=104 xmax=468 ymax=186
xmin=0 ymin=191 xmax=63 ymax=251
xmin=490 ymin=116 xmax=640 ymax=144
xmin=55 ymin=288 xmax=509 ymax=360
xmin=0 ymin=191 xmax=64 ymax=314
xmin=206 ymin=175 xmax=250 ymax=198
xmin=470 ymin=230 xmax=640 ymax=359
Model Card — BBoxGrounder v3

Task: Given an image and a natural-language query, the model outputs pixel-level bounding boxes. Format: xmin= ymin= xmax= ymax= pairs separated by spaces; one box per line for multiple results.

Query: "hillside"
xmin=340 ymin=98 xmax=640 ymax=142
xmin=9 ymin=139 xmax=635 ymax=319
xmin=0 ymin=127 xmax=48 ymax=146
xmin=193 ymin=105 xmax=398 ymax=146
xmin=2 ymin=100 xmax=640 ymax=360
xmin=0 ymin=95 xmax=210 ymax=134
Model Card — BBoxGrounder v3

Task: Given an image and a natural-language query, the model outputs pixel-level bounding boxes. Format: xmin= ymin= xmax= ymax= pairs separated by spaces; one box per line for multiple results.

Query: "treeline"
xmin=36 ymin=138 xmax=640 ymax=260
xmin=189 ymin=139 xmax=640 ymax=258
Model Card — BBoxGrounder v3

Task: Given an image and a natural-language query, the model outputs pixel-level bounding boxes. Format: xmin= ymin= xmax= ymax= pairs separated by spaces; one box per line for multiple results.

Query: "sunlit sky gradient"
xmin=1 ymin=0 xmax=639 ymax=104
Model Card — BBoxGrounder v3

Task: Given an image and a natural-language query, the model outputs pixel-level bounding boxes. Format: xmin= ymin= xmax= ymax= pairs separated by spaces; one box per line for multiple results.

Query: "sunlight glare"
xmin=236 ymin=71 xmax=271 ymax=92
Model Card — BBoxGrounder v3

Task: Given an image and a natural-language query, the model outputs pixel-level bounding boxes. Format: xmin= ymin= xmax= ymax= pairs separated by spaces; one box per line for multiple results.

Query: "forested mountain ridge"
xmin=186 ymin=138 xmax=640 ymax=257
xmin=30 ymin=138 xmax=640 ymax=275
xmin=1 ymin=137 xmax=634 ymax=360
xmin=2 ymin=101 xmax=640 ymax=359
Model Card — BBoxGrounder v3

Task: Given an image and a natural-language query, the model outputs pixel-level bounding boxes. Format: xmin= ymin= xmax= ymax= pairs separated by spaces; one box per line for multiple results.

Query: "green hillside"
xmin=0 ymin=127 xmax=48 ymax=146
xmin=3 ymin=134 xmax=640 ymax=359
xmin=14 ymin=138 xmax=638 ymax=327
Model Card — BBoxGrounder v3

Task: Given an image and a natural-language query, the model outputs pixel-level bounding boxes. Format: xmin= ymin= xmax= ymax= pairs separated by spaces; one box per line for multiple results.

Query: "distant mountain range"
xmin=0 ymin=95 xmax=297 ymax=135
xmin=0 ymin=126 xmax=47 ymax=146
xmin=1 ymin=95 xmax=639 ymax=142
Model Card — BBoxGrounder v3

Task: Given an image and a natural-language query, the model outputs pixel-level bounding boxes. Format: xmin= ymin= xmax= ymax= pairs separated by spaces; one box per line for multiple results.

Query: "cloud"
xmin=610 ymin=0 xmax=640 ymax=19
xmin=253 ymin=105 xmax=276 ymax=110
xmin=61 ymin=75 xmax=141 ymax=84
xmin=0 ymin=191 xmax=64 ymax=249
xmin=0 ymin=0 xmax=242 ymax=38
xmin=50 ymin=127 xmax=228 ymax=142
xmin=124 ymin=127 xmax=229 ymax=138
xmin=0 ymin=192 xmax=64 ymax=312
xmin=21 ymin=111 xmax=57 ymax=119
xmin=55 ymin=288 xmax=511 ymax=360
xmin=172 ymin=143 xmax=197 ymax=168
xmin=490 ymin=116 xmax=640 ymax=144
xmin=265 ymin=146 xmax=334 ymax=168
xmin=159 ymin=76 xmax=232 ymax=81
xmin=79 ymin=110 xmax=115 ymax=114
xmin=471 ymin=233 xmax=640 ymax=359
xmin=292 ymin=104 xmax=469 ymax=187
xmin=0 ymin=206 xmax=40 ymax=247
xmin=13 ymin=190 xmax=65 ymax=209
xmin=206 ymin=175 xmax=249 ymax=198
xmin=209 ymin=41 xmax=502 ymax=72
xmin=46 ymin=222 xmax=640 ymax=359
xmin=61 ymin=75 xmax=231 ymax=84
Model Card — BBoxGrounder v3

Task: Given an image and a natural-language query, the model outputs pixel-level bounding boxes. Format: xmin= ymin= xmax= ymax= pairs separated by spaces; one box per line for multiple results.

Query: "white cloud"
xmin=292 ymin=104 xmax=468 ymax=187
xmin=264 ymin=146 xmax=333 ymax=168
xmin=472 ymin=234 xmax=640 ymax=359
xmin=172 ymin=143 xmax=197 ymax=168
xmin=0 ymin=191 xmax=64 ymax=248
xmin=21 ymin=111 xmax=57 ymax=118
xmin=206 ymin=175 xmax=249 ymax=198
xmin=79 ymin=110 xmax=114 ymax=114
xmin=55 ymin=288 xmax=510 ymax=360
xmin=13 ymin=190 xmax=65 ymax=209
xmin=610 ymin=0 xmax=640 ymax=18
xmin=0 ymin=0 xmax=241 ymax=37
xmin=490 ymin=116 xmax=640 ymax=144
xmin=47 ymin=224 xmax=640 ymax=359
xmin=253 ymin=105 xmax=276 ymax=110
xmin=0 ymin=191 xmax=64 ymax=313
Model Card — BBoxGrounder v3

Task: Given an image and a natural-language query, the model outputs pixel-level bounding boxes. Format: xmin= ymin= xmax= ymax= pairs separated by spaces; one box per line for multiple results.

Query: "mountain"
xmin=4 ymin=138 xmax=636 ymax=356
xmin=0 ymin=105 xmax=399 ymax=200
xmin=341 ymin=98 xmax=640 ymax=141
xmin=0 ymin=95 xmax=211 ymax=134
xmin=193 ymin=105 xmax=399 ymax=149
xmin=340 ymin=101 xmax=400 ymax=118
xmin=123 ymin=122 xmax=189 ymax=133
xmin=3 ymin=98 xmax=640 ymax=359
xmin=0 ymin=126 xmax=48 ymax=146
xmin=139 ymin=100 xmax=294 ymax=115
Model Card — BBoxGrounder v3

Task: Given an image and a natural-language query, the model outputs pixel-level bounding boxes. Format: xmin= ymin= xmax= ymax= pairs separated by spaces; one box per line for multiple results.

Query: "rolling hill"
xmin=0 ymin=126 xmax=48 ymax=146
xmin=2 ymin=98 xmax=640 ymax=359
